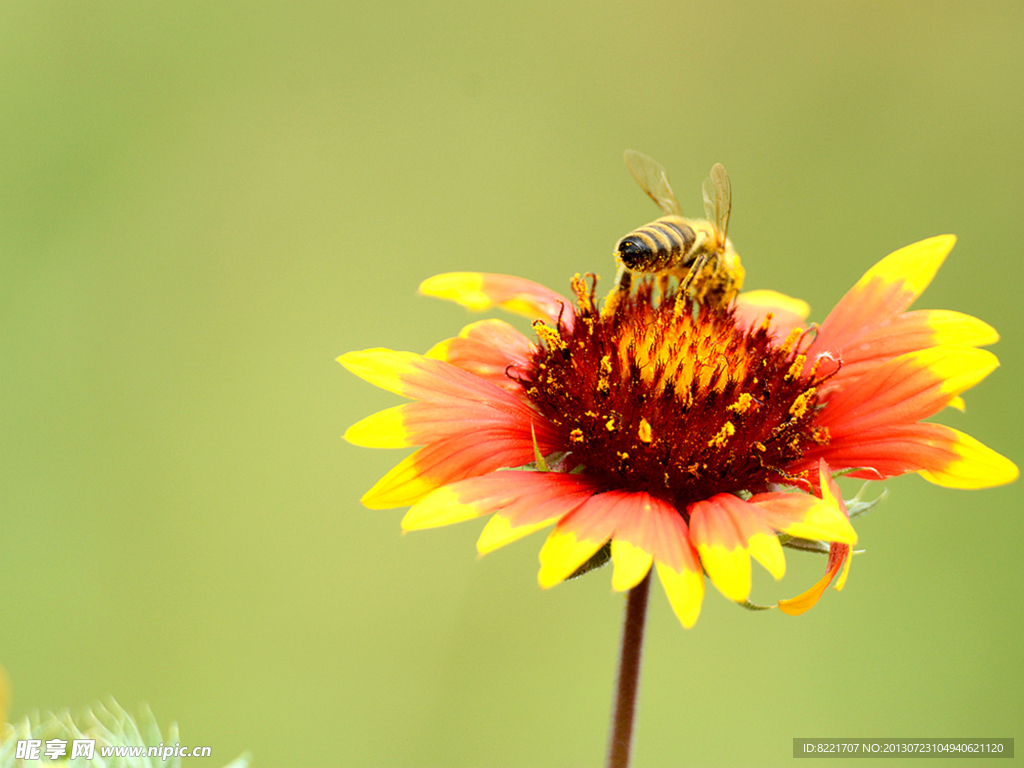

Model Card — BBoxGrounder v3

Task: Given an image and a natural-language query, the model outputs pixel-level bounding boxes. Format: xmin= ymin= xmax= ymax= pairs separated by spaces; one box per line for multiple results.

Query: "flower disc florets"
xmin=523 ymin=276 xmax=829 ymax=511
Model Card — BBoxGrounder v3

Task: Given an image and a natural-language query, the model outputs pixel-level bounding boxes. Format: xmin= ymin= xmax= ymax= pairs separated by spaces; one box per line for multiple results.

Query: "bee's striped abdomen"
xmin=615 ymin=216 xmax=695 ymax=272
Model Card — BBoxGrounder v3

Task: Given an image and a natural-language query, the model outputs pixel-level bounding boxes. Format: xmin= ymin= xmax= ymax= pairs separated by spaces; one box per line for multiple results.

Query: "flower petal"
xmin=656 ymin=559 xmax=705 ymax=629
xmin=340 ymin=347 xmax=530 ymax=408
xmin=778 ymin=541 xmax=852 ymax=616
xmin=689 ymin=493 xmax=793 ymax=601
xmin=400 ymin=484 xmax=489 ymax=529
xmin=537 ymin=526 xmax=609 ymax=589
xmin=734 ymin=289 xmax=810 ymax=339
xmin=344 ymin=404 xmax=411 ymax=448
xmin=598 ymin=491 xmax=705 ymax=626
xmin=611 ymin=540 xmax=654 ymax=592
xmin=777 ymin=553 xmax=842 ymax=616
xmin=688 ymin=495 xmax=751 ymax=601
xmin=600 ymin=491 xmax=677 ymax=591
xmin=914 ymin=426 xmax=1019 ymax=489
xmin=536 ymin=490 xmax=640 ymax=588
xmin=425 ymin=318 xmax=534 ymax=394
xmin=748 ymin=489 xmax=858 ymax=546
xmin=361 ymin=430 xmax=542 ymax=509
xmin=347 ymin=397 xmax=549 ymax=449
xmin=819 ymin=345 xmax=999 ymax=435
xmin=419 ymin=272 xmax=572 ymax=325
xmin=402 ymin=470 xmax=598 ymax=534
xmin=811 ymin=235 xmax=956 ymax=358
xmin=478 ymin=512 xmax=560 ymax=554
xmin=802 ymin=423 xmax=1018 ymax=488
xmin=822 ymin=310 xmax=999 ymax=387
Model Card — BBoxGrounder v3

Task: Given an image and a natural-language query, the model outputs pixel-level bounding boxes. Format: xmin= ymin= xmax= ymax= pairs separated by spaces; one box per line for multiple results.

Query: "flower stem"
xmin=606 ymin=569 xmax=652 ymax=768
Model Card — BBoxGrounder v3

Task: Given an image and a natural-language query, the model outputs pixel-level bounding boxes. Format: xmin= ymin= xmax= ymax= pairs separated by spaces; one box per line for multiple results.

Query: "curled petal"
xmin=776 ymin=463 xmax=855 ymax=616
xmin=778 ymin=542 xmax=851 ymax=616
xmin=419 ymin=272 xmax=573 ymax=326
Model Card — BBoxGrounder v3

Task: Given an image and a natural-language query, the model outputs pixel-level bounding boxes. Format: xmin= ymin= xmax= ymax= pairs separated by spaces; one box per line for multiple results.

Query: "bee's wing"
xmin=702 ymin=163 xmax=731 ymax=240
xmin=624 ymin=150 xmax=682 ymax=216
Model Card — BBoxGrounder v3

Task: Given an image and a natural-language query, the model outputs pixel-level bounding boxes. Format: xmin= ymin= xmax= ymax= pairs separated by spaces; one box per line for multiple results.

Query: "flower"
xmin=339 ymin=236 xmax=1017 ymax=627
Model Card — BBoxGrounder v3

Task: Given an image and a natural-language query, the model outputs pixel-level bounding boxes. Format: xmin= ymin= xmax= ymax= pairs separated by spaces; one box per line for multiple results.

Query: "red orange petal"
xmin=401 ymin=470 xmax=597 ymax=533
xmin=811 ymin=235 xmax=955 ymax=358
xmin=734 ymin=290 xmax=810 ymax=339
xmin=821 ymin=310 xmax=998 ymax=388
xmin=778 ymin=541 xmax=851 ymax=616
xmin=748 ymin=489 xmax=857 ymax=545
xmin=419 ymin=272 xmax=572 ymax=325
xmin=818 ymin=345 xmax=999 ymax=435
xmin=425 ymin=318 xmax=534 ymax=394
xmin=689 ymin=494 xmax=756 ymax=601
xmin=361 ymin=430 xmax=544 ymax=509
xmin=804 ymin=423 xmax=1018 ymax=488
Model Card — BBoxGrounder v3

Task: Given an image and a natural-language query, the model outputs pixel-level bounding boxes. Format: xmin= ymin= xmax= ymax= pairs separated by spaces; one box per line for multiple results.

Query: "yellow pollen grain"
xmin=727 ymin=392 xmax=756 ymax=415
xmin=597 ymin=354 xmax=613 ymax=396
xmin=569 ymin=428 xmax=585 ymax=444
xmin=786 ymin=354 xmax=807 ymax=381
xmin=617 ymin=451 xmax=630 ymax=461
xmin=571 ymin=274 xmax=593 ymax=313
xmin=753 ymin=441 xmax=766 ymax=452
xmin=638 ymin=418 xmax=653 ymax=443
xmin=779 ymin=327 xmax=803 ymax=355
xmin=605 ymin=415 xmax=616 ymax=432
xmin=812 ymin=425 xmax=831 ymax=444
xmin=679 ymin=387 xmax=693 ymax=410
xmin=789 ymin=388 xmax=816 ymax=419
xmin=585 ymin=410 xmax=599 ymax=418
xmin=534 ymin=321 xmax=566 ymax=351
xmin=708 ymin=420 xmax=736 ymax=448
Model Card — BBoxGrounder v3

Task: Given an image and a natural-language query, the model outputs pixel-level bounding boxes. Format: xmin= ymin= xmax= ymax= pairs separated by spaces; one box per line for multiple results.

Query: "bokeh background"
xmin=2 ymin=2 xmax=1021 ymax=766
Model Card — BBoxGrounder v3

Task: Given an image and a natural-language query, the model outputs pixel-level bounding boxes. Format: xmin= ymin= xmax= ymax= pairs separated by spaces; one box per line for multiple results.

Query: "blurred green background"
xmin=1 ymin=2 xmax=1021 ymax=766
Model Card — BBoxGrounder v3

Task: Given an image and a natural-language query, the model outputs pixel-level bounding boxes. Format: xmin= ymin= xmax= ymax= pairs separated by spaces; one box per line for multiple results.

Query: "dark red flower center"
xmin=522 ymin=277 xmax=830 ymax=511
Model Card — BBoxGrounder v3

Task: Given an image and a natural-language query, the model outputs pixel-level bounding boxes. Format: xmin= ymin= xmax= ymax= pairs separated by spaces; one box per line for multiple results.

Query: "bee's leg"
xmin=674 ymin=252 xmax=710 ymax=318
xmin=602 ymin=265 xmax=632 ymax=317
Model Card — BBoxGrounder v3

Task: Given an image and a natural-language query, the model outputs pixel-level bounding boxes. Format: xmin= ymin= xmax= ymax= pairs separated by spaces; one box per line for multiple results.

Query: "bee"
xmin=604 ymin=150 xmax=744 ymax=314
